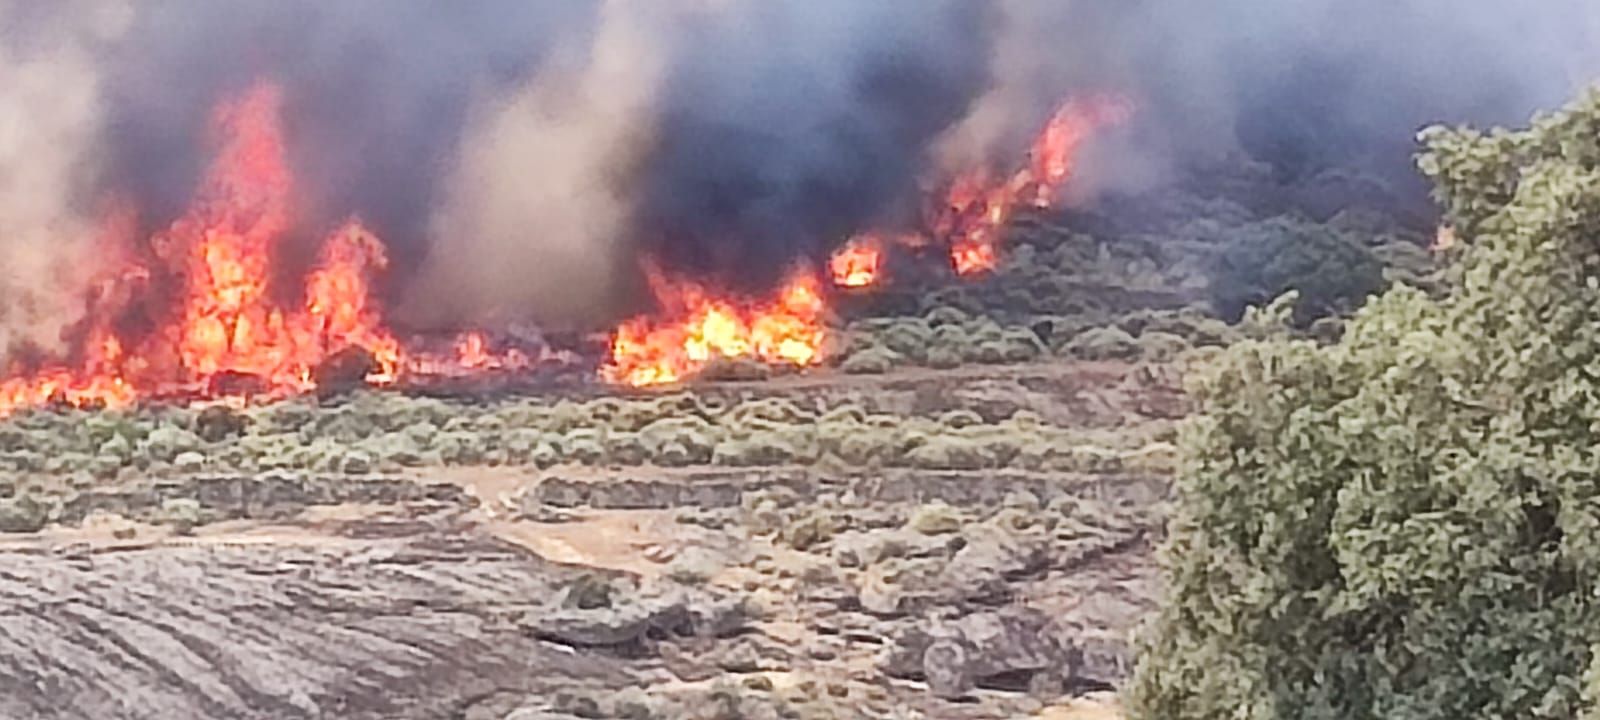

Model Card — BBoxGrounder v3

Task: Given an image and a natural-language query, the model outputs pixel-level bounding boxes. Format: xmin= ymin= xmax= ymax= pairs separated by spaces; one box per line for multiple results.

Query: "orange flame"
xmin=0 ymin=80 xmax=471 ymax=417
xmin=604 ymin=266 xmax=827 ymax=387
xmin=1 ymin=85 xmax=1134 ymax=412
xmin=940 ymin=95 xmax=1133 ymax=275
xmin=829 ymin=235 xmax=885 ymax=288
xmin=155 ymin=82 xmax=403 ymax=394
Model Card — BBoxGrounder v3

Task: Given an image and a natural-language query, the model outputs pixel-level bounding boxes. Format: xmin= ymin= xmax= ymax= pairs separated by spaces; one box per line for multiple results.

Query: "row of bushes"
xmin=844 ymin=196 xmax=1433 ymax=335
xmin=0 ymin=393 xmax=1177 ymax=479
xmin=846 ymin=228 xmax=1209 ymax=325
xmin=833 ymin=306 xmax=1236 ymax=374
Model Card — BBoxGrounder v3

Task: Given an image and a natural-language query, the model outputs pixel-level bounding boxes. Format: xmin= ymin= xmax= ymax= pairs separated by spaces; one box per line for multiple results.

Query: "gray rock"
xmin=0 ymin=495 xmax=51 ymax=533
xmin=882 ymin=606 xmax=1081 ymax=701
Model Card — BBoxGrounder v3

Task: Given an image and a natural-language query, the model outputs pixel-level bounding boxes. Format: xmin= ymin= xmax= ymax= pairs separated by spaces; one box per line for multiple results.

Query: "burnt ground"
xmin=0 ymin=359 xmax=1176 ymax=720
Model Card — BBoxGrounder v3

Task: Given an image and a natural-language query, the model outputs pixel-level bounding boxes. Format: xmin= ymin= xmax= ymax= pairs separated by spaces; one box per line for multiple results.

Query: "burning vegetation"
xmin=936 ymin=96 xmax=1134 ymax=276
xmin=0 ymin=82 xmax=526 ymax=417
xmin=602 ymin=266 xmax=828 ymax=387
xmin=604 ymin=94 xmax=1132 ymax=387
xmin=0 ymin=78 xmax=1131 ymax=410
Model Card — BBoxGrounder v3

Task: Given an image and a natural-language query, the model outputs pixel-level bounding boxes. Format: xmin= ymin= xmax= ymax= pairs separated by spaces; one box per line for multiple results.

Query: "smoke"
xmin=947 ymin=0 xmax=1600 ymax=200
xmin=625 ymin=0 xmax=990 ymax=293
xmin=408 ymin=0 xmax=992 ymax=320
xmin=3 ymin=0 xmax=1600 ymax=354
xmin=0 ymin=1 xmax=129 ymax=359
xmin=401 ymin=0 xmax=667 ymax=331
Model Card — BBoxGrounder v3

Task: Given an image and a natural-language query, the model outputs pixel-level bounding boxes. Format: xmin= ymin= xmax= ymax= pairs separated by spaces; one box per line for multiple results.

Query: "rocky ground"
xmin=0 ymin=359 xmax=1174 ymax=720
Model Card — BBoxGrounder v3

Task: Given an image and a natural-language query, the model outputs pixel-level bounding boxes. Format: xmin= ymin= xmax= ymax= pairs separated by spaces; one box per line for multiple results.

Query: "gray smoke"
xmin=3 ymin=0 xmax=1599 ymax=354
xmin=0 ymin=1 xmax=128 ymax=359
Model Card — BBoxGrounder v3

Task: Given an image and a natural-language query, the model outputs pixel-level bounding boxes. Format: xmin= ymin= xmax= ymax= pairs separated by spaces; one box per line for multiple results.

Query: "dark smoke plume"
xmin=3 ymin=0 xmax=1598 ymax=346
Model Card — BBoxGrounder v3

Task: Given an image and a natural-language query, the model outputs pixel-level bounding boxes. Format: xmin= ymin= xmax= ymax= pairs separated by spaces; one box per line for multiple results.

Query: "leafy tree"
xmin=1130 ymin=88 xmax=1600 ymax=719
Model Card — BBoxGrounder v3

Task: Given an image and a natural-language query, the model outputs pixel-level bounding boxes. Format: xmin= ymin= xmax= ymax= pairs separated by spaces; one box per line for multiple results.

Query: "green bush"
xmin=1208 ymin=216 xmax=1387 ymax=327
xmin=1131 ymin=89 xmax=1600 ymax=720
xmin=904 ymin=437 xmax=994 ymax=470
xmin=880 ymin=319 xmax=934 ymax=362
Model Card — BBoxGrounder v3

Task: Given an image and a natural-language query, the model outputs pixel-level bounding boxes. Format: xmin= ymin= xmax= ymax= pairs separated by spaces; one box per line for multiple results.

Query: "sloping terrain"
xmin=0 ymin=359 xmax=1174 ymax=719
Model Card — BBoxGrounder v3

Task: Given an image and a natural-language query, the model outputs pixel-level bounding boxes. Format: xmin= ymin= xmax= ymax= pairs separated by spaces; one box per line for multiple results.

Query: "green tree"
xmin=1130 ymin=88 xmax=1600 ymax=719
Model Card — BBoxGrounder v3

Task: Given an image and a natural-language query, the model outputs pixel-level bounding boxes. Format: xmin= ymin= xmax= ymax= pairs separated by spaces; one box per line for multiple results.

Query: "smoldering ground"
xmin=1 ymin=0 xmax=1598 ymax=351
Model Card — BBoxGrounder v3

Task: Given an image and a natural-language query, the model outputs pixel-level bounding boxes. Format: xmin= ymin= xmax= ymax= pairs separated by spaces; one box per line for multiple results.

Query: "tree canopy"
xmin=1130 ymin=87 xmax=1600 ymax=719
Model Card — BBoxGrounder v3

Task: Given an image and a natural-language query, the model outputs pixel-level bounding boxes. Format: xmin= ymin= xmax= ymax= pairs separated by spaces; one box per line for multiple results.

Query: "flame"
xmin=602 ymin=94 xmax=1131 ymax=388
xmin=1 ymin=85 xmax=1133 ymax=411
xmin=604 ymin=266 xmax=827 ymax=387
xmin=153 ymin=82 xmax=404 ymax=394
xmin=0 ymin=80 xmax=508 ymax=417
xmin=455 ymin=332 xmax=494 ymax=369
xmin=938 ymin=95 xmax=1133 ymax=275
xmin=829 ymin=235 xmax=885 ymax=288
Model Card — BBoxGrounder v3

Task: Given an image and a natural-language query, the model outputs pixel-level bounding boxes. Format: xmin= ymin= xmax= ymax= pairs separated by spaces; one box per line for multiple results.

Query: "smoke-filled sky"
xmin=2 ymin=0 xmax=1598 ymax=347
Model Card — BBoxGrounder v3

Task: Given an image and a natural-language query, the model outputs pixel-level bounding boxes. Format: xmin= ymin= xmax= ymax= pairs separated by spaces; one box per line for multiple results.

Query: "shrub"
xmin=141 ymin=425 xmax=202 ymax=462
xmin=699 ymin=356 xmax=773 ymax=382
xmin=1131 ymin=89 xmax=1600 ymax=720
xmin=561 ymin=429 xmax=606 ymax=465
xmin=639 ymin=417 xmax=717 ymax=465
xmin=366 ymin=433 xmax=425 ymax=468
xmin=880 ymin=319 xmax=934 ymax=362
xmin=834 ymin=429 xmax=893 ymax=467
xmin=971 ymin=341 xmax=1008 ymax=364
xmin=0 ymin=495 xmax=51 ymax=533
xmin=904 ymin=437 xmax=993 ymax=470
xmin=840 ymin=346 xmax=900 ymax=374
xmin=434 ymin=430 xmax=485 ymax=465
xmin=938 ymin=410 xmax=983 ymax=429
xmin=924 ymin=305 xmax=970 ymax=327
xmin=713 ymin=431 xmax=802 ymax=466
xmin=605 ymin=432 xmax=649 ymax=466
xmin=1137 ymin=331 xmax=1191 ymax=362
xmin=998 ymin=327 xmax=1047 ymax=362
xmin=726 ymin=398 xmax=811 ymax=426
xmin=1064 ymin=326 xmax=1140 ymax=361
xmin=925 ymin=343 xmax=963 ymax=369
xmin=161 ymin=498 xmax=203 ymax=535
xmin=1208 ymin=215 xmax=1387 ymax=327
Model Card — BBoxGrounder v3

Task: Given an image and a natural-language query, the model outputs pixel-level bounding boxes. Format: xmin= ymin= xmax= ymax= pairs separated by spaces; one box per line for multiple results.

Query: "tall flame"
xmin=939 ymin=95 xmax=1133 ymax=275
xmin=0 ymin=81 xmax=461 ymax=417
xmin=823 ymin=94 xmax=1133 ymax=286
xmin=152 ymin=82 xmax=403 ymax=393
